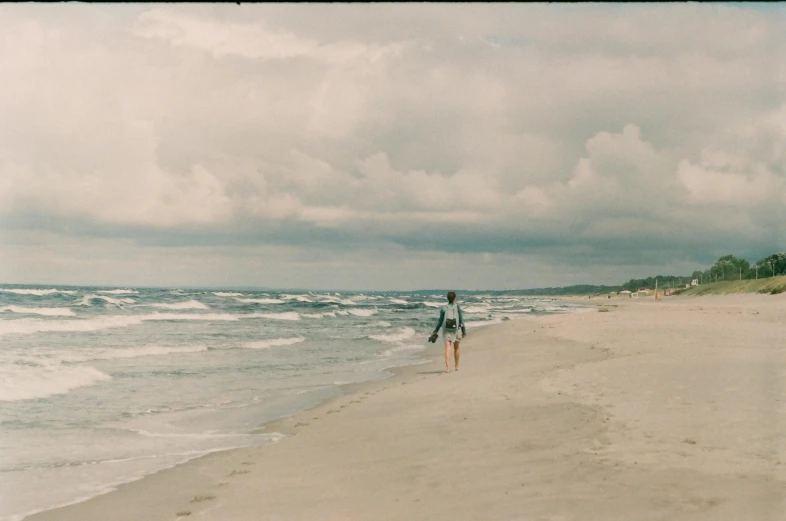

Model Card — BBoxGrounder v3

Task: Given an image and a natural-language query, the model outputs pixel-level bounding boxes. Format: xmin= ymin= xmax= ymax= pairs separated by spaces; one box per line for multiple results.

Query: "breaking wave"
xmin=243 ymin=337 xmax=306 ymax=349
xmin=0 ymin=306 xmax=75 ymax=317
xmin=148 ymin=300 xmax=209 ymax=310
xmin=0 ymin=363 xmax=111 ymax=402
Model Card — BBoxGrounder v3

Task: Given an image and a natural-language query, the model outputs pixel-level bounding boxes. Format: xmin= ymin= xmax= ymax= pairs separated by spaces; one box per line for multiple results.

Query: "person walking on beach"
xmin=432 ymin=291 xmax=466 ymax=373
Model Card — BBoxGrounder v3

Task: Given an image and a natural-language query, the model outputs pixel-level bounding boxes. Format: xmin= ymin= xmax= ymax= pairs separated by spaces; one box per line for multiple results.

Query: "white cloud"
xmin=676 ymin=160 xmax=783 ymax=206
xmin=1 ymin=3 xmax=786 ymax=288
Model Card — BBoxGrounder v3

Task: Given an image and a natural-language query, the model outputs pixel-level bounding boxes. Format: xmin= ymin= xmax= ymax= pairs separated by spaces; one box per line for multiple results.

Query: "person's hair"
xmin=447 ymin=291 xmax=456 ymax=303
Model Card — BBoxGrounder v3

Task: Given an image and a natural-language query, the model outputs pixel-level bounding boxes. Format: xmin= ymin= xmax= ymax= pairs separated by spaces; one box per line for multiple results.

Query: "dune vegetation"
xmin=672 ymin=275 xmax=786 ymax=296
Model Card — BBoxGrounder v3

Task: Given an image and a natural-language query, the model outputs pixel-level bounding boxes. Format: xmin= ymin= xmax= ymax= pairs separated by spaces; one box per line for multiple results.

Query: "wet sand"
xmin=26 ymin=293 xmax=786 ymax=521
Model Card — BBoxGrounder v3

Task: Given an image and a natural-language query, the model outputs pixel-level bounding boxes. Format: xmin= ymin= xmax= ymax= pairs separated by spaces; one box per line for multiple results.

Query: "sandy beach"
xmin=26 ymin=293 xmax=786 ymax=521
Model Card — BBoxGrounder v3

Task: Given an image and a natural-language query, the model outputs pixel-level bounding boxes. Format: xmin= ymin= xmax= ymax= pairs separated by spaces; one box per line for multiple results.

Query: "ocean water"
xmin=0 ymin=285 xmax=591 ymax=521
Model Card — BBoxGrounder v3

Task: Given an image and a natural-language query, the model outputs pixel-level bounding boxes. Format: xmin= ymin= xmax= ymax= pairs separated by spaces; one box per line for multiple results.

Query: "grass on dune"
xmin=674 ymin=275 xmax=786 ymax=296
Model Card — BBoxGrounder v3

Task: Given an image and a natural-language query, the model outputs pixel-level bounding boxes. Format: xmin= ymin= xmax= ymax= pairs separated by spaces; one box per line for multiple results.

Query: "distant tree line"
xmin=620 ymin=252 xmax=786 ymax=290
xmin=511 ymin=252 xmax=786 ymax=295
xmin=412 ymin=252 xmax=786 ymax=296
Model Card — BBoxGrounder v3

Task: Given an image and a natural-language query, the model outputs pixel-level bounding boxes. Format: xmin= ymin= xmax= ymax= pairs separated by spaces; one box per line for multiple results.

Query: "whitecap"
xmin=0 ymin=305 xmax=75 ymax=317
xmin=148 ymin=300 xmax=209 ymax=310
xmin=213 ymin=292 xmax=243 ymax=297
xmin=423 ymin=302 xmax=443 ymax=308
xmin=247 ymin=312 xmax=300 ymax=321
xmin=0 ymin=313 xmax=240 ymax=336
xmin=0 ymin=363 xmax=111 ymax=401
xmin=281 ymin=294 xmax=314 ymax=303
xmin=0 ymin=288 xmax=76 ymax=296
xmin=0 ymin=315 xmax=145 ymax=335
xmin=347 ymin=308 xmax=377 ymax=317
xmin=243 ymin=337 xmax=305 ymax=349
xmin=236 ymin=298 xmax=285 ymax=304
xmin=76 ymin=294 xmax=135 ymax=306
xmin=388 ymin=298 xmax=408 ymax=304
xmin=462 ymin=305 xmax=491 ymax=314
xmin=97 ymin=289 xmax=139 ymax=295
xmin=302 ymin=312 xmax=336 ymax=319
xmin=143 ymin=313 xmax=238 ymax=322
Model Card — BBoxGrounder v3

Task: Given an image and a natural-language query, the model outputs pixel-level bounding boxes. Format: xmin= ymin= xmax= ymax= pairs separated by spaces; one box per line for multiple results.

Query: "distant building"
xmin=691 ymin=279 xmax=699 ymax=286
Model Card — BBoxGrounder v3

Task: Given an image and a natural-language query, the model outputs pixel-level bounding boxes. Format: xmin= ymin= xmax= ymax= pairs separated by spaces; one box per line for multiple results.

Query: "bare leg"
xmin=444 ymin=341 xmax=451 ymax=372
xmin=454 ymin=342 xmax=460 ymax=371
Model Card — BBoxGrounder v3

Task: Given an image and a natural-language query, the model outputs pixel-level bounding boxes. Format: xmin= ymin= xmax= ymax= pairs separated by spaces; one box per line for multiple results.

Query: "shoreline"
xmin=15 ymin=302 xmax=587 ymax=521
xmin=16 ymin=343 xmax=441 ymax=521
xmin=26 ymin=293 xmax=786 ymax=520
xmin=18 ymin=320 xmax=460 ymax=521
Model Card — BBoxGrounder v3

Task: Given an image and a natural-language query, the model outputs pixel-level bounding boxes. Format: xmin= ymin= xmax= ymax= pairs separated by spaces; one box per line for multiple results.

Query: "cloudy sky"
xmin=1 ymin=3 xmax=785 ymax=291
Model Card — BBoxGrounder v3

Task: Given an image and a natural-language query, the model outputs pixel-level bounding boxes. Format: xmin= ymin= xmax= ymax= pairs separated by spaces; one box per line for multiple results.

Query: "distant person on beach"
xmin=432 ymin=291 xmax=466 ymax=373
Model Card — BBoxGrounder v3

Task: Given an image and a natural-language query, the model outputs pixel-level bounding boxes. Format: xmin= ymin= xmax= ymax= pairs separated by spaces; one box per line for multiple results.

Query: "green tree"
xmin=707 ymin=255 xmax=749 ymax=282
xmin=755 ymin=252 xmax=786 ymax=278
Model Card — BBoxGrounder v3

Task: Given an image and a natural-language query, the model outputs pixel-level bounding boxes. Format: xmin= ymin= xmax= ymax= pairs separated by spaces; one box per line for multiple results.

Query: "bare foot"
xmin=446 ymin=369 xmax=451 ymax=373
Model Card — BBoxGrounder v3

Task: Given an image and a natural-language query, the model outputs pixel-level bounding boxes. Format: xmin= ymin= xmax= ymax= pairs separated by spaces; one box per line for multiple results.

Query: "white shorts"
xmin=443 ymin=330 xmax=462 ymax=343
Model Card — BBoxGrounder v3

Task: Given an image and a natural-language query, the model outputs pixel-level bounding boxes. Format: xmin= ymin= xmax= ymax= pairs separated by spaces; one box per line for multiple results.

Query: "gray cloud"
xmin=1 ymin=3 xmax=785 ymax=289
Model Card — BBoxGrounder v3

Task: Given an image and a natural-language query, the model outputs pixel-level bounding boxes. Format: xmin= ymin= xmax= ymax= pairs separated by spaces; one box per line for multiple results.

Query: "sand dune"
xmin=26 ymin=294 xmax=786 ymax=521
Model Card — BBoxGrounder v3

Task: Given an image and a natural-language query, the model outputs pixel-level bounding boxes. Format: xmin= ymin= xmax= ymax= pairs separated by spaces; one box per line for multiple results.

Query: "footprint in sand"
xmin=228 ymin=469 xmax=250 ymax=476
xmin=191 ymin=495 xmax=216 ymax=503
xmin=176 ymin=510 xmax=192 ymax=516
xmin=241 ymin=461 xmax=255 ymax=465
xmin=326 ymin=409 xmax=339 ymax=414
xmin=294 ymin=422 xmax=309 ymax=427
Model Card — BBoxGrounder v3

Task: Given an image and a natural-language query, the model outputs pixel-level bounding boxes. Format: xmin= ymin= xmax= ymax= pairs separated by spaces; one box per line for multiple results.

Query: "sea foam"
xmin=0 ymin=316 xmax=145 ymax=335
xmin=369 ymin=327 xmax=416 ymax=343
xmin=462 ymin=305 xmax=491 ymax=314
xmin=236 ymin=298 xmax=285 ymax=304
xmin=148 ymin=300 xmax=209 ymax=310
xmin=143 ymin=313 xmax=238 ymax=322
xmin=77 ymin=295 xmax=135 ymax=306
xmin=243 ymin=337 xmax=305 ymax=349
xmin=0 ymin=313 xmax=240 ymax=336
xmin=0 ymin=288 xmax=76 ymax=296
xmin=0 ymin=363 xmax=111 ymax=401
xmin=0 ymin=306 xmax=75 ymax=317
xmin=248 ymin=312 xmax=301 ymax=321
xmin=56 ymin=345 xmax=208 ymax=363
xmin=347 ymin=308 xmax=377 ymax=317
xmin=281 ymin=294 xmax=313 ymax=303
